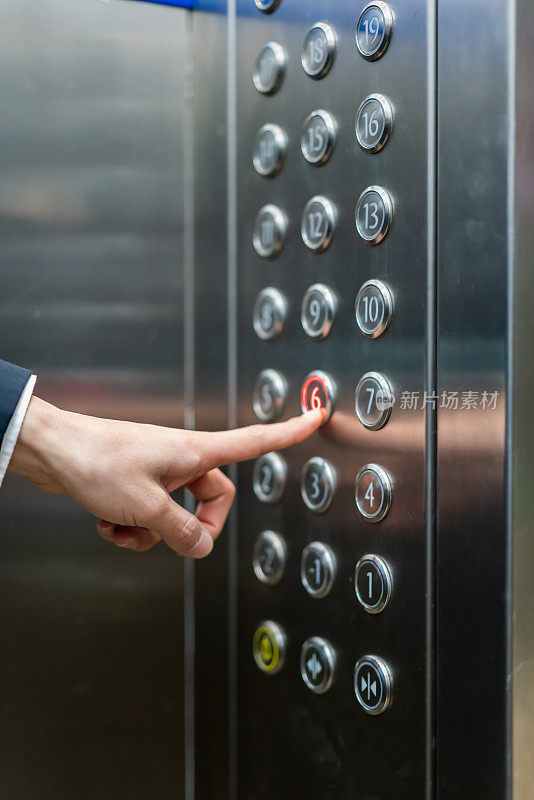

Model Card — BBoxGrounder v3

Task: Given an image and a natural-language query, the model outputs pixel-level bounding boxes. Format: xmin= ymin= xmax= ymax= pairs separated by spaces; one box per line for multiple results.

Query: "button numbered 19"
xmin=253 ymin=204 xmax=287 ymax=258
xmin=355 ymin=186 xmax=393 ymax=245
xmin=301 ymin=196 xmax=336 ymax=252
xmin=253 ymin=42 xmax=286 ymax=95
xmin=253 ymin=369 xmax=287 ymax=423
xmin=301 ymin=457 xmax=336 ymax=513
xmin=355 ymin=371 xmax=393 ymax=430
xmin=356 ymin=93 xmax=393 ymax=153
xmin=252 ymin=452 xmax=287 ymax=504
xmin=356 ymin=2 xmax=394 ymax=61
xmin=301 ymin=23 xmax=337 ymax=79
xmin=253 ymin=287 xmax=287 ymax=341
xmin=355 ymin=280 xmax=393 ymax=339
xmin=253 ymin=123 xmax=287 ymax=177
xmin=355 ymin=463 xmax=392 ymax=522
xmin=301 ymin=110 xmax=337 ymax=165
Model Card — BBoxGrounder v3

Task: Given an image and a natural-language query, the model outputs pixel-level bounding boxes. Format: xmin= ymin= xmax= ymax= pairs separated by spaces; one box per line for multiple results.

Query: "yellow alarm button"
xmin=253 ymin=620 xmax=286 ymax=675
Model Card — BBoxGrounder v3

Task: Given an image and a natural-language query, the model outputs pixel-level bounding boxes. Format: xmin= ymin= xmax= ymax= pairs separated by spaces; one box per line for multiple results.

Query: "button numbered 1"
xmin=301 ymin=196 xmax=336 ymax=252
xmin=354 ymin=554 xmax=392 ymax=613
xmin=253 ymin=42 xmax=286 ymax=95
xmin=356 ymin=2 xmax=394 ymax=61
xmin=253 ymin=204 xmax=287 ymax=258
xmin=300 ymin=542 xmax=336 ymax=599
xmin=301 ymin=457 xmax=336 ymax=513
xmin=253 ymin=287 xmax=287 ymax=341
xmin=253 ymin=123 xmax=287 ymax=177
xmin=355 ymin=186 xmax=393 ymax=245
xmin=301 ymin=110 xmax=337 ymax=165
xmin=355 ymin=280 xmax=393 ymax=339
xmin=356 ymin=93 xmax=393 ymax=153
xmin=252 ymin=531 xmax=286 ymax=585
xmin=301 ymin=23 xmax=337 ymax=79
xmin=355 ymin=371 xmax=394 ymax=430
xmin=355 ymin=463 xmax=392 ymax=522
xmin=253 ymin=369 xmax=287 ymax=423
xmin=252 ymin=452 xmax=287 ymax=504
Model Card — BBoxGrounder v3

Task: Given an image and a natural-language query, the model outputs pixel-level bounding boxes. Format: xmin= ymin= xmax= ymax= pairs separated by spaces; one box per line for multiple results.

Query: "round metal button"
xmin=354 ymin=554 xmax=392 ymax=613
xmin=254 ymin=0 xmax=282 ymax=13
xmin=355 ymin=280 xmax=393 ymax=339
xmin=253 ymin=620 xmax=286 ymax=675
xmin=253 ymin=123 xmax=287 ymax=177
xmin=252 ymin=530 xmax=287 ymax=585
xmin=355 ymin=185 xmax=393 ymax=245
xmin=355 ymin=93 xmax=393 ymax=153
xmin=252 ymin=452 xmax=287 ymax=504
xmin=355 ymin=371 xmax=394 ymax=430
xmin=253 ymin=204 xmax=287 ymax=258
xmin=300 ymin=637 xmax=336 ymax=694
xmin=253 ymin=287 xmax=288 ymax=341
xmin=253 ymin=369 xmax=287 ymax=423
xmin=355 ymin=463 xmax=392 ymax=522
xmin=301 ymin=22 xmax=336 ymax=79
xmin=354 ymin=654 xmax=393 ymax=714
xmin=301 ymin=457 xmax=336 ymax=513
xmin=301 ymin=196 xmax=336 ymax=252
xmin=300 ymin=542 xmax=336 ymax=599
xmin=300 ymin=370 xmax=336 ymax=423
xmin=301 ymin=283 xmax=337 ymax=340
xmin=253 ymin=41 xmax=287 ymax=95
xmin=356 ymin=2 xmax=394 ymax=61
xmin=301 ymin=109 xmax=337 ymax=165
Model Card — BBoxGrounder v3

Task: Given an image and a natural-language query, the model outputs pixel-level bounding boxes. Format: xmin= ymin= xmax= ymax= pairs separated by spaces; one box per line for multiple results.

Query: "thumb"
xmin=147 ymin=490 xmax=213 ymax=559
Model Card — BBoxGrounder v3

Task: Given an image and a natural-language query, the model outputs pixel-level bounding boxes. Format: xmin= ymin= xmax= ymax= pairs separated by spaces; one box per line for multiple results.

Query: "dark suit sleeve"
xmin=0 ymin=359 xmax=35 ymax=441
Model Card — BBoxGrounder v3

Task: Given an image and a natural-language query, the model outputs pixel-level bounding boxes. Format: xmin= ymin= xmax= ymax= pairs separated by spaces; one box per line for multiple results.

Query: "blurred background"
xmin=0 ymin=0 xmax=187 ymax=797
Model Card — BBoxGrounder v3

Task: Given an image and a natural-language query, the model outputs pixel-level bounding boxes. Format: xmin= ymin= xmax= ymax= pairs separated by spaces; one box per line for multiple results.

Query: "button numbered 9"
xmin=301 ymin=110 xmax=336 ymax=165
xmin=253 ymin=42 xmax=286 ymax=95
xmin=253 ymin=287 xmax=287 ymax=341
xmin=301 ymin=457 xmax=336 ymax=513
xmin=301 ymin=196 xmax=336 ymax=252
xmin=355 ymin=463 xmax=392 ymax=522
xmin=356 ymin=2 xmax=394 ymax=61
xmin=356 ymin=93 xmax=393 ymax=153
xmin=355 ymin=186 xmax=393 ymax=245
xmin=253 ymin=123 xmax=287 ymax=177
xmin=355 ymin=280 xmax=393 ymax=339
xmin=301 ymin=23 xmax=337 ymax=79
xmin=301 ymin=283 xmax=337 ymax=340
xmin=252 ymin=452 xmax=287 ymax=504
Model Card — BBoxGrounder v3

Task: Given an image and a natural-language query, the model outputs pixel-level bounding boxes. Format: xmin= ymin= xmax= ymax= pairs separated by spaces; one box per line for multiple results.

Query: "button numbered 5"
xmin=253 ymin=369 xmax=287 ymax=423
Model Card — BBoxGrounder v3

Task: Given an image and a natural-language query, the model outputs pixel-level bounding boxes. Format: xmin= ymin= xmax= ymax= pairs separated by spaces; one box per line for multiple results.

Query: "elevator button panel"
xmin=253 ymin=42 xmax=286 ymax=95
xmin=300 ymin=542 xmax=336 ymax=598
xmin=354 ymin=554 xmax=393 ymax=613
xmin=253 ymin=530 xmax=287 ymax=585
xmin=356 ymin=2 xmax=394 ymax=61
xmin=355 ymin=279 xmax=393 ymax=338
xmin=355 ymin=371 xmax=393 ymax=429
xmin=253 ymin=204 xmax=287 ymax=258
xmin=301 ymin=196 xmax=336 ymax=251
xmin=253 ymin=123 xmax=287 ymax=177
xmin=300 ymin=637 xmax=336 ymax=694
xmin=253 ymin=621 xmax=286 ymax=674
xmin=354 ymin=655 xmax=393 ymax=714
xmin=252 ymin=452 xmax=287 ymax=504
xmin=301 ymin=457 xmax=336 ymax=513
xmin=301 ymin=109 xmax=337 ymax=165
xmin=301 ymin=23 xmax=337 ymax=79
xmin=254 ymin=0 xmax=282 ymax=13
xmin=355 ymin=463 xmax=392 ymax=522
xmin=300 ymin=371 xmax=336 ymax=421
xmin=253 ymin=287 xmax=287 ymax=341
xmin=301 ymin=283 xmax=337 ymax=340
xmin=356 ymin=93 xmax=394 ymax=153
xmin=355 ymin=185 xmax=393 ymax=244
xmin=253 ymin=368 xmax=287 ymax=422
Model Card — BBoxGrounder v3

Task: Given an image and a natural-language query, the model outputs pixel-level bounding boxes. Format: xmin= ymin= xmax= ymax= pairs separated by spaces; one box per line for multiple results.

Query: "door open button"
xmin=300 ymin=371 xmax=336 ymax=423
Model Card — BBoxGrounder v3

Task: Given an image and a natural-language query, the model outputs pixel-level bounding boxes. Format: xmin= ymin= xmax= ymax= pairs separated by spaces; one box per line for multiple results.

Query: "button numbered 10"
xmin=355 ymin=280 xmax=393 ymax=338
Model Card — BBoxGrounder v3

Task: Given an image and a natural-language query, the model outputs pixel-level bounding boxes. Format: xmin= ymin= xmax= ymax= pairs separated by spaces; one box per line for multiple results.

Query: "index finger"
xmin=192 ymin=409 xmax=324 ymax=473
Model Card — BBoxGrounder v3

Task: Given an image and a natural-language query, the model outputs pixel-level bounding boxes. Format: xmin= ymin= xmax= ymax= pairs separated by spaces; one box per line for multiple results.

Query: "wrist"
xmin=8 ymin=396 xmax=64 ymax=482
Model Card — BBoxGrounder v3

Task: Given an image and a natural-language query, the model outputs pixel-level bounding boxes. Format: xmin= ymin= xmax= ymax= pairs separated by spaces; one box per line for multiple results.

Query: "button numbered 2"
xmin=252 ymin=452 xmax=287 ymax=504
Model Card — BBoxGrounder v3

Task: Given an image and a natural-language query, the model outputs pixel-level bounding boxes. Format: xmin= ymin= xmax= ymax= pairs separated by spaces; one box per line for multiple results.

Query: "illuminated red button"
xmin=300 ymin=371 xmax=337 ymax=423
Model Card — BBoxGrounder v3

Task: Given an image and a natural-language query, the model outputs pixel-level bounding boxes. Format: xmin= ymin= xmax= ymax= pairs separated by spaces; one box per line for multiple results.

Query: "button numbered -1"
xmin=355 ymin=280 xmax=393 ymax=339
xmin=253 ymin=287 xmax=287 ymax=341
xmin=300 ymin=637 xmax=336 ymax=694
xmin=300 ymin=542 xmax=336 ymax=598
xmin=356 ymin=2 xmax=394 ymax=62
xmin=355 ymin=186 xmax=393 ymax=245
xmin=252 ymin=452 xmax=287 ymax=504
xmin=253 ymin=620 xmax=286 ymax=675
xmin=253 ymin=531 xmax=287 ymax=585
xmin=355 ymin=463 xmax=392 ymax=522
xmin=354 ymin=554 xmax=392 ymax=613
xmin=253 ymin=204 xmax=287 ymax=258
xmin=253 ymin=369 xmax=287 ymax=423
xmin=355 ymin=371 xmax=394 ymax=430
xmin=355 ymin=93 xmax=393 ymax=153
xmin=354 ymin=654 xmax=393 ymax=714
xmin=301 ymin=457 xmax=336 ymax=513
xmin=253 ymin=42 xmax=286 ymax=95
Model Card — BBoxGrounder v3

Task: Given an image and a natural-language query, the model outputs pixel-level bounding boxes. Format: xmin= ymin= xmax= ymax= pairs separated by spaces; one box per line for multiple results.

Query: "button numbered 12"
xmin=301 ymin=196 xmax=336 ymax=252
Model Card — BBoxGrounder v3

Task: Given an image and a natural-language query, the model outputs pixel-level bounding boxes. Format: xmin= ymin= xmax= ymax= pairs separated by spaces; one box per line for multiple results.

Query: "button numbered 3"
xmin=301 ymin=457 xmax=336 ymax=513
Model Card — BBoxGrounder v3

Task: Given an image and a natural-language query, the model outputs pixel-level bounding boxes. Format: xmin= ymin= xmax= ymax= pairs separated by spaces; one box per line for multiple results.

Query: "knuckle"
xmin=145 ymin=493 xmax=170 ymax=525
xmin=178 ymin=515 xmax=204 ymax=552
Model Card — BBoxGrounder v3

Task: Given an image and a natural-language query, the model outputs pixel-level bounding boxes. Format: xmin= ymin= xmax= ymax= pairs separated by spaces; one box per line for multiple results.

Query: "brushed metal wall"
xmin=0 ymin=1 xmax=187 ymax=798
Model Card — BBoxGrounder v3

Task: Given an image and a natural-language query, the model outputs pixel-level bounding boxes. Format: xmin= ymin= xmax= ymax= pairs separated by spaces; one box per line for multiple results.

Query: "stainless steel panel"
xmin=0 ymin=1 xmax=186 ymax=797
xmin=234 ymin=1 xmax=435 ymax=796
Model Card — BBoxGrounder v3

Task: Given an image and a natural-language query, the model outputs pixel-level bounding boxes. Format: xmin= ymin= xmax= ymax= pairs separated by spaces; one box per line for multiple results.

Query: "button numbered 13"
xmin=355 ymin=186 xmax=393 ymax=245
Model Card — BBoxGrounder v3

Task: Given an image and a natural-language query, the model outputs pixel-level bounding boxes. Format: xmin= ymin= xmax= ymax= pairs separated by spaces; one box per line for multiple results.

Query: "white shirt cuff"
xmin=0 ymin=374 xmax=37 ymax=487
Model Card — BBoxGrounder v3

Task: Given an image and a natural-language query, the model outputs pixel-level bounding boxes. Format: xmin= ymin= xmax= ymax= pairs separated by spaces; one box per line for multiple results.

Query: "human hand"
xmin=9 ymin=397 xmax=323 ymax=558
